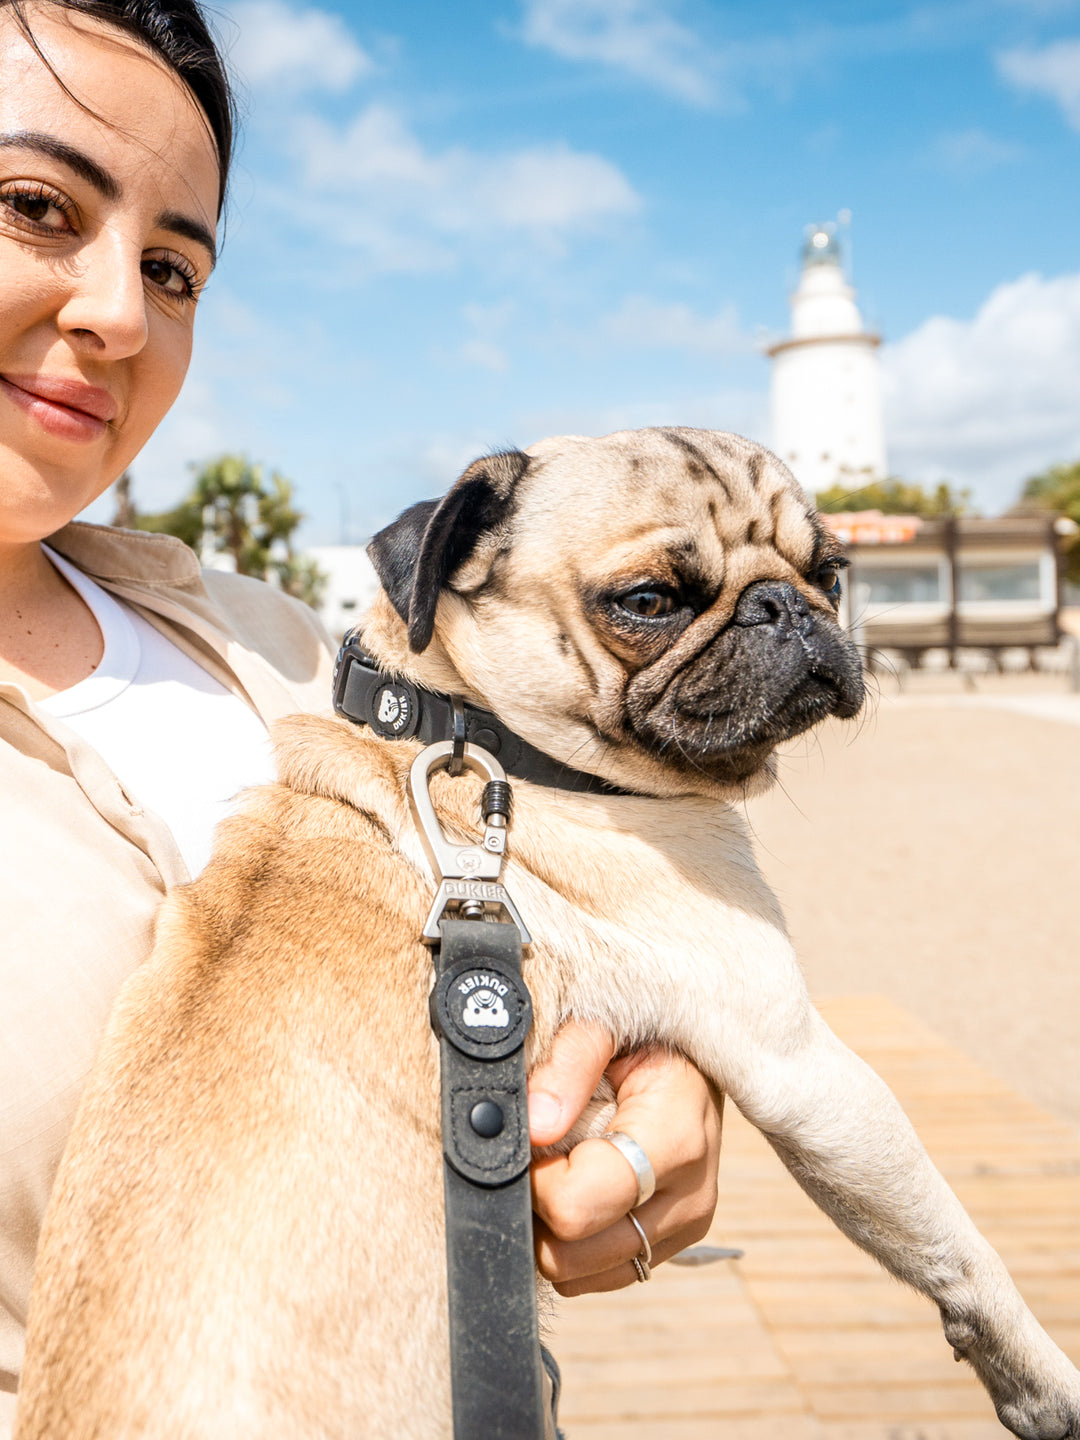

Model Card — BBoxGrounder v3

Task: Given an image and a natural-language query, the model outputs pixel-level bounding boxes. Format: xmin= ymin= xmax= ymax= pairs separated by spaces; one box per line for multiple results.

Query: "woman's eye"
xmin=2 ymin=185 xmax=72 ymax=233
xmin=142 ymin=255 xmax=195 ymax=299
xmin=618 ymin=588 xmax=678 ymax=618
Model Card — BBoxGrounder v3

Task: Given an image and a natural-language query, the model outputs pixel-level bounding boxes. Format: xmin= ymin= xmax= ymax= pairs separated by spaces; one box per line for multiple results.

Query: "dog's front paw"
xmin=994 ymin=1398 xmax=1078 ymax=1440
xmin=958 ymin=1331 xmax=1080 ymax=1439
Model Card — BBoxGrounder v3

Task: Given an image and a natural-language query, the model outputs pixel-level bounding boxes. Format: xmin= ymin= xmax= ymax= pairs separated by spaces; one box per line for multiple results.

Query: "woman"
xmin=0 ymin=0 xmax=723 ymax=1430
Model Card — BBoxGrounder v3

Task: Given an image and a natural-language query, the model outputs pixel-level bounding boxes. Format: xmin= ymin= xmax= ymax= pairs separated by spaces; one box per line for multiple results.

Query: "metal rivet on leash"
xmin=469 ymin=1100 xmax=506 ymax=1137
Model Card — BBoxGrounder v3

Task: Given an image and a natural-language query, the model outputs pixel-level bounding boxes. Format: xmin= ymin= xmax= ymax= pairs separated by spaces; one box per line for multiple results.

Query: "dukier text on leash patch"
xmin=431 ymin=963 xmax=532 ymax=1062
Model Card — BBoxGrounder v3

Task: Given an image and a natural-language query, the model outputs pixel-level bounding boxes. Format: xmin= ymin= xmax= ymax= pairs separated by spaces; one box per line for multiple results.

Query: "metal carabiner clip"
xmin=407 ymin=740 xmax=532 ymax=945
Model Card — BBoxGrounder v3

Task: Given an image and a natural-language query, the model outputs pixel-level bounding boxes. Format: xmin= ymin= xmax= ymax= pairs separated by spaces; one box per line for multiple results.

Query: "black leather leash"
xmin=333 ymin=636 xmax=626 ymax=795
xmin=334 ymin=635 xmax=553 ymax=1438
xmin=409 ymin=740 xmax=546 ymax=1439
xmin=429 ymin=918 xmax=546 ymax=1438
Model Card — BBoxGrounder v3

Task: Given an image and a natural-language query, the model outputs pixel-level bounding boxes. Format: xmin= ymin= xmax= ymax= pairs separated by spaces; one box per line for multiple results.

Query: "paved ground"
xmin=551 ymin=681 xmax=1080 ymax=1435
xmin=745 ymin=686 xmax=1080 ymax=1127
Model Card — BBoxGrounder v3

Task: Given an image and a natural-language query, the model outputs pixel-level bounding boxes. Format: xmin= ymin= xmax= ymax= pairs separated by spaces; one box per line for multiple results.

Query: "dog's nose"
xmin=733 ymin=580 xmax=812 ymax=637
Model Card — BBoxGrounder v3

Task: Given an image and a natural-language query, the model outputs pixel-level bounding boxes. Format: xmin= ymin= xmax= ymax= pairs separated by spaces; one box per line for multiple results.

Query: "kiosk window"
xmin=958 ymin=563 xmax=1040 ymax=602
xmin=861 ymin=567 xmax=942 ymax=604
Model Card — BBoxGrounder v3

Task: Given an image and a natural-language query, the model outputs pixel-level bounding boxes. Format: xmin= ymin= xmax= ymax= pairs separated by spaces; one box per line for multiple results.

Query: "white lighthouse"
xmin=767 ymin=223 xmax=887 ymax=497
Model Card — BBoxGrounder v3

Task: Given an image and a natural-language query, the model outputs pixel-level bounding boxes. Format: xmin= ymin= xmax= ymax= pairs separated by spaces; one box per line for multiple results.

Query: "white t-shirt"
xmin=40 ymin=546 xmax=275 ymax=878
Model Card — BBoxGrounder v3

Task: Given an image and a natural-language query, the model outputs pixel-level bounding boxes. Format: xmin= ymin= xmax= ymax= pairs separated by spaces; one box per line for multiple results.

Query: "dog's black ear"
xmin=367 ymin=449 xmax=529 ymax=652
xmin=366 ymin=499 xmax=438 ymax=627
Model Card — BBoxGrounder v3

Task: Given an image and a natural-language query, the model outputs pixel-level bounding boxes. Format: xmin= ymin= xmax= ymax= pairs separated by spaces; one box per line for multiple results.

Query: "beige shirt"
xmin=0 ymin=522 xmax=336 ymax=1409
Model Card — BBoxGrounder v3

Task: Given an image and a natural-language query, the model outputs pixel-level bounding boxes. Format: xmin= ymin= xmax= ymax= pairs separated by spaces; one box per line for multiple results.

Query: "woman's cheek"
xmin=127 ymin=323 xmax=194 ymax=452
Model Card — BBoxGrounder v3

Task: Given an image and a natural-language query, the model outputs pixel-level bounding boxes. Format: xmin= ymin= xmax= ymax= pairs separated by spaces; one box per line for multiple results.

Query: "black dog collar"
xmin=332 ymin=636 xmax=626 ymax=796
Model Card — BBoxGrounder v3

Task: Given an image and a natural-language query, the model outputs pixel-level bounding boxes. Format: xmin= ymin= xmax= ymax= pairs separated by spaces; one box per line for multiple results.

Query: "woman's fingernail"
xmin=528 ymin=1091 xmax=561 ymax=1135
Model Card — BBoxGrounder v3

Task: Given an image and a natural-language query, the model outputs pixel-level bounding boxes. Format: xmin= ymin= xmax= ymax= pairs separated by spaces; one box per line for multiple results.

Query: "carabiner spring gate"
xmin=407 ymin=740 xmax=532 ymax=944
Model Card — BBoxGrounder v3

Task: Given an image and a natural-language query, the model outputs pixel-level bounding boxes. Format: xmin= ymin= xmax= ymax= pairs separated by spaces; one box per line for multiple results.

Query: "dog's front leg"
xmin=723 ymin=1008 xmax=1080 ymax=1440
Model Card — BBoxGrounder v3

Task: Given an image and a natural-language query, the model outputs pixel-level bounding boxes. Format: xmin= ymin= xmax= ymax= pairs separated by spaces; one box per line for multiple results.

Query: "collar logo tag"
xmin=378 ymin=690 xmax=404 ymax=726
xmin=369 ymin=681 xmax=417 ymax=738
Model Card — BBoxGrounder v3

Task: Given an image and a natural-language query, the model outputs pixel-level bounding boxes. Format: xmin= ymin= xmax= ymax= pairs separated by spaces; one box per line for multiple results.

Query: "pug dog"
xmin=16 ymin=429 xmax=1080 ymax=1440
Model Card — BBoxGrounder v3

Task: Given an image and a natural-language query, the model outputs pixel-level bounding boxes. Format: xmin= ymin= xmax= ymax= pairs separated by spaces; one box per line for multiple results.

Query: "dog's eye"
xmin=618 ymin=587 xmax=678 ymax=618
xmin=816 ymin=561 xmax=845 ymax=599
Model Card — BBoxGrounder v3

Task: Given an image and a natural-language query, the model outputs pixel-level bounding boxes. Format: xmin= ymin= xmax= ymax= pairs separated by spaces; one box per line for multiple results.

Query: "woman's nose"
xmin=55 ymin=230 xmax=149 ymax=359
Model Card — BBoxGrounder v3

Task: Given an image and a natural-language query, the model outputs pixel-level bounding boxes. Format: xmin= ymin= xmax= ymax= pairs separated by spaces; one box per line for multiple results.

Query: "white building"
xmin=767 ymin=224 xmax=887 ymax=497
xmin=307 ymin=545 xmax=381 ymax=640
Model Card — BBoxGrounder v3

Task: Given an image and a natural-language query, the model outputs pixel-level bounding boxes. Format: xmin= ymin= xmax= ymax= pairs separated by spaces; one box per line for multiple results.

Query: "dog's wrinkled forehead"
xmin=523 ymin=427 xmax=817 ymax=572
xmin=367 ymin=427 xmax=822 ymax=654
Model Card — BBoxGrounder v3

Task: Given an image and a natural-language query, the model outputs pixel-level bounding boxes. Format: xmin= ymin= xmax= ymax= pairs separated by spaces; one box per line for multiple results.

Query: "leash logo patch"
xmin=460 ymin=977 xmax=511 ymax=1029
xmin=434 ymin=963 xmax=531 ymax=1058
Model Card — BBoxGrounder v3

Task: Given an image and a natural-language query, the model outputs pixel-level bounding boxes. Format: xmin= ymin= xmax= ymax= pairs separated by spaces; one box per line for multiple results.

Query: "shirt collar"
xmin=45 ymin=522 xmax=204 ymax=589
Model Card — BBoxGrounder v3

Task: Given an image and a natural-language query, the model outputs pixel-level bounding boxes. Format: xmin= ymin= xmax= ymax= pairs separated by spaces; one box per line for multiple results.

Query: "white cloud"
xmin=928 ymin=127 xmax=1025 ymax=172
xmin=470 ymin=144 xmax=640 ymax=229
xmin=227 ymin=0 xmax=373 ymax=94
xmin=883 ymin=271 xmax=1080 ymax=508
xmin=520 ymin=0 xmax=715 ymax=105
xmin=516 ymin=3 xmax=1027 ymax=110
xmin=290 ymin=104 xmax=641 ymax=270
xmin=602 ymin=295 xmax=755 ymax=357
xmin=997 ymin=39 xmax=1080 ymax=129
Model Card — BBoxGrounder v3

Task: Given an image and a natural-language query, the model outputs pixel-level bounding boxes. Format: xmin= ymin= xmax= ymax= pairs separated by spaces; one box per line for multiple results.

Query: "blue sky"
xmin=102 ymin=0 xmax=1080 ymax=541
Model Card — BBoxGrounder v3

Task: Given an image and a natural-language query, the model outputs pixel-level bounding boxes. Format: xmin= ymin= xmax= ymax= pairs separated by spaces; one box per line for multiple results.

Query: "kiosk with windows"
xmin=825 ymin=513 xmax=1069 ymax=667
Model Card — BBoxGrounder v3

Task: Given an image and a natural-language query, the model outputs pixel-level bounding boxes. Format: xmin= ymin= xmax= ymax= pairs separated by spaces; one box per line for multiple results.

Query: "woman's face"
xmin=0 ymin=4 xmax=220 ymax=546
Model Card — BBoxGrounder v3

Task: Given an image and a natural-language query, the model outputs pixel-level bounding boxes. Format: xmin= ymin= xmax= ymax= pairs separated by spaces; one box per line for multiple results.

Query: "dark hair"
xmin=3 ymin=0 xmax=236 ymax=213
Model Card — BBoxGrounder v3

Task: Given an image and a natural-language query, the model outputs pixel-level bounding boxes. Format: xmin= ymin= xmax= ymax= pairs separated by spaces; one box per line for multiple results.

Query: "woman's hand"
xmin=528 ymin=1022 xmax=724 ymax=1296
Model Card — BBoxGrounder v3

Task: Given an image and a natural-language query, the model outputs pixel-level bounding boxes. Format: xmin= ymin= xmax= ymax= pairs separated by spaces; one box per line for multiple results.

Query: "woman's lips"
xmin=0 ymin=373 xmax=117 ymax=443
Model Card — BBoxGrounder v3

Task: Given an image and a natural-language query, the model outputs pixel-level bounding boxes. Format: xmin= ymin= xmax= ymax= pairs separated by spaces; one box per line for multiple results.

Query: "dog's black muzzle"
xmin=628 ymin=580 xmax=865 ymax=779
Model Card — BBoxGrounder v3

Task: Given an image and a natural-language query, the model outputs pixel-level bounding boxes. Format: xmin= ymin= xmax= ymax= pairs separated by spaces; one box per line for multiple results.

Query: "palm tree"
xmin=124 ymin=455 xmax=327 ymax=608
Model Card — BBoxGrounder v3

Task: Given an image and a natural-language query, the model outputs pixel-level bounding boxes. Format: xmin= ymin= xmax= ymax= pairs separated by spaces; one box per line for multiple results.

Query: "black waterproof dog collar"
xmin=332 ymin=636 xmax=627 ymax=796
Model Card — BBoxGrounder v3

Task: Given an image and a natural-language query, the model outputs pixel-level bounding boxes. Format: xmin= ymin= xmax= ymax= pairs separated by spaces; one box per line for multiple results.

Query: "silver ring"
xmin=631 ymin=1255 xmax=651 ymax=1283
xmin=626 ymin=1209 xmax=653 ymax=1268
xmin=601 ymin=1130 xmax=656 ymax=1207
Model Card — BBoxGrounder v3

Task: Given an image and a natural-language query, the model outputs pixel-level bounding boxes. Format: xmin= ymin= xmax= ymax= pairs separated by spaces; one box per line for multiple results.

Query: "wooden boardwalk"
xmin=548 ymin=996 xmax=1080 ymax=1439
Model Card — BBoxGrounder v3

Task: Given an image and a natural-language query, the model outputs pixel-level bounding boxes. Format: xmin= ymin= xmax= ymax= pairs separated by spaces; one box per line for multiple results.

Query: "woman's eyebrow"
xmin=0 ymin=129 xmax=217 ymax=267
xmin=158 ymin=210 xmax=217 ymax=268
xmin=0 ymin=130 xmax=120 ymax=199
